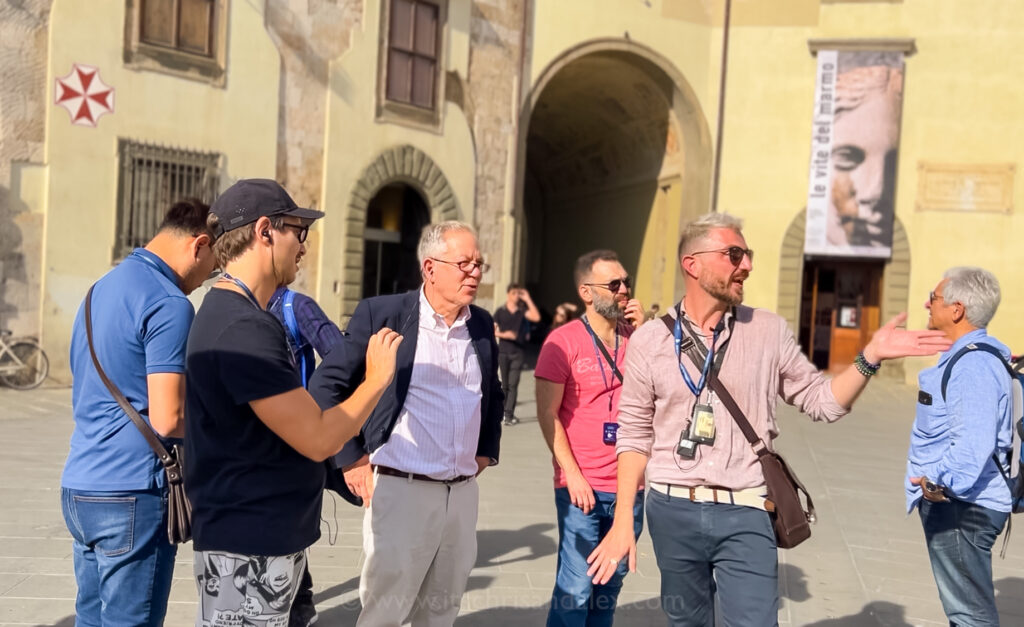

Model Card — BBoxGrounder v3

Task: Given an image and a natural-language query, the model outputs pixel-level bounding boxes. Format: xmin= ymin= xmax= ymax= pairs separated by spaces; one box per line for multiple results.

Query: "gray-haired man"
xmin=309 ymin=221 xmax=504 ymax=626
xmin=907 ymin=267 xmax=1015 ymax=626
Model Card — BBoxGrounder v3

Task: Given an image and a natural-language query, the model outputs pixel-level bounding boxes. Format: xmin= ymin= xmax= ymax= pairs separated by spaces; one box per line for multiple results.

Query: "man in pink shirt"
xmin=586 ymin=213 xmax=951 ymax=626
xmin=535 ymin=250 xmax=645 ymax=627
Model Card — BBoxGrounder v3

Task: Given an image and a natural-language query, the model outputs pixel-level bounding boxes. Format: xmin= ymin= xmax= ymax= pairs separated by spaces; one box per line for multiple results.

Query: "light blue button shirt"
xmin=905 ymin=328 xmax=1014 ymax=513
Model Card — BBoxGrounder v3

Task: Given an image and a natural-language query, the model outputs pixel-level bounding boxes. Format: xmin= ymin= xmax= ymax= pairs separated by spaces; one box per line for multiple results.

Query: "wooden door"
xmin=801 ymin=261 xmax=884 ymax=372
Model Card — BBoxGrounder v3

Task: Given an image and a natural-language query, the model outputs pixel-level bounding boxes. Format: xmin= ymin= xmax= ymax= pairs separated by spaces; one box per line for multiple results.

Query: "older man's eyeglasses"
xmin=585 ymin=277 xmax=632 ymax=293
xmin=929 ymin=291 xmax=945 ymax=304
xmin=431 ymin=258 xmax=490 ymax=274
xmin=690 ymin=246 xmax=754 ymax=266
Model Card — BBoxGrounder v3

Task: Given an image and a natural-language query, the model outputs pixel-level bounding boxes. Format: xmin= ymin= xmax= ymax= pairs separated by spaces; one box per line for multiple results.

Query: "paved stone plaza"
xmin=1 ymin=373 xmax=1023 ymax=626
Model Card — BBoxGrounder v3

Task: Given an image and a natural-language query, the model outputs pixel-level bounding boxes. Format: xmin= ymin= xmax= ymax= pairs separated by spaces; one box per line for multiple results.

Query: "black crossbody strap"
xmin=584 ymin=319 xmax=624 ymax=383
xmin=84 ymin=285 xmax=178 ymax=474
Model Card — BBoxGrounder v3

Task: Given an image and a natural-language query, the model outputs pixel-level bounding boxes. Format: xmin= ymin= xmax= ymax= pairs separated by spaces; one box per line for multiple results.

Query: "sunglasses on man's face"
xmin=690 ymin=246 xmax=754 ymax=266
xmin=279 ymin=223 xmax=309 ymax=243
xmin=585 ymin=277 xmax=632 ymax=293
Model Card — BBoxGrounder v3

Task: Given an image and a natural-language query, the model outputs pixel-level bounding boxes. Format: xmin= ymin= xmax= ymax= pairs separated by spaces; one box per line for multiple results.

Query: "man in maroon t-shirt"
xmin=535 ymin=249 xmax=644 ymax=627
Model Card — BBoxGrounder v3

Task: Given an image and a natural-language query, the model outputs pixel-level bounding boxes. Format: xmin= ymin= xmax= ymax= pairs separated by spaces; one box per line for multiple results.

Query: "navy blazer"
xmin=308 ymin=289 xmax=504 ymax=479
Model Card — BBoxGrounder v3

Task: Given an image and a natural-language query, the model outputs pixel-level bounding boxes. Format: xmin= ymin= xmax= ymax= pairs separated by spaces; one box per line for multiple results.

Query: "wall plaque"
xmin=916 ymin=163 xmax=1014 ymax=213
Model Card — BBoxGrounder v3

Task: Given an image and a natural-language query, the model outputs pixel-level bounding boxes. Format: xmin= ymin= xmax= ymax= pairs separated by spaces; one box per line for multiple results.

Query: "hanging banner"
xmin=805 ymin=50 xmax=904 ymax=258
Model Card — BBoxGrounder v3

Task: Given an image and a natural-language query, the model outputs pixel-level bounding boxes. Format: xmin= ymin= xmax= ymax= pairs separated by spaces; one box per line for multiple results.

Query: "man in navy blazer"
xmin=309 ymin=221 xmax=503 ymax=626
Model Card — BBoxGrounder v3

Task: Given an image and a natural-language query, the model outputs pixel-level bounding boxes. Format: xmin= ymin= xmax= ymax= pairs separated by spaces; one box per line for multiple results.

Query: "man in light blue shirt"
xmin=62 ymin=199 xmax=217 ymax=626
xmin=906 ymin=266 xmax=1013 ymax=627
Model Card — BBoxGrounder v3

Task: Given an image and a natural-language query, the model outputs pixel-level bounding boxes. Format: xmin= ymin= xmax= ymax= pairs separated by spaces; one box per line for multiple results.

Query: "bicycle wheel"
xmin=0 ymin=340 xmax=49 ymax=390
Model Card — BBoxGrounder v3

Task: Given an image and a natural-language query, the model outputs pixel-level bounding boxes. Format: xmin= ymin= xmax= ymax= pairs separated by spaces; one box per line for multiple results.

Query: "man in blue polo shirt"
xmin=61 ymin=199 xmax=217 ymax=626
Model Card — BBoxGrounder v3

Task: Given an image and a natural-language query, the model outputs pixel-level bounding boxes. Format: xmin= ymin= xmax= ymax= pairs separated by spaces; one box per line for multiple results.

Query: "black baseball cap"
xmin=210 ymin=179 xmax=324 ymax=238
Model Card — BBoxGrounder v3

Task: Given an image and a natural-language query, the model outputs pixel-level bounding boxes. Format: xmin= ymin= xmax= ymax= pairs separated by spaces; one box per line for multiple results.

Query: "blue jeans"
xmin=919 ymin=499 xmax=1008 ymax=627
xmin=61 ymin=487 xmax=177 ymax=626
xmin=646 ymin=489 xmax=778 ymax=627
xmin=547 ymin=487 xmax=644 ymax=627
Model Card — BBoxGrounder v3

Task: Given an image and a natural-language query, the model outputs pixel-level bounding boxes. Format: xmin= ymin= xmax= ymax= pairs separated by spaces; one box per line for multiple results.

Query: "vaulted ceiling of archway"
xmin=526 ymin=52 xmax=682 ymax=194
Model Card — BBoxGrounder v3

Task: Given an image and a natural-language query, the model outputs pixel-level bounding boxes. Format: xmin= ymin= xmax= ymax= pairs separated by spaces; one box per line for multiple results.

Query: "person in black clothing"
xmin=494 ymin=283 xmax=540 ymax=425
xmin=184 ymin=179 xmax=402 ymax=625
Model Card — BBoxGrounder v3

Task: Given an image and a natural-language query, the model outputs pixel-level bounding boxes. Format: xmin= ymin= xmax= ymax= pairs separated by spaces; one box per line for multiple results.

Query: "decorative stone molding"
xmin=342 ymin=145 xmax=459 ymax=316
xmin=808 ymin=38 xmax=916 ymax=56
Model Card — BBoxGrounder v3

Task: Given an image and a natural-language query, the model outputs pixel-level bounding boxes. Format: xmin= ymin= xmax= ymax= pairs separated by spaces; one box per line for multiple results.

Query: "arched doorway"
xmin=516 ymin=40 xmax=712 ymax=314
xmin=362 ymin=183 xmax=430 ymax=298
xmin=777 ymin=209 xmax=911 ymax=376
xmin=343 ymin=145 xmax=460 ymax=317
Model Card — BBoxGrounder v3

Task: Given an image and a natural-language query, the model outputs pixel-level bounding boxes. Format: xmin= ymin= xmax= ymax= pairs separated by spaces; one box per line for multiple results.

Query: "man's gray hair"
xmin=417 ymin=221 xmax=476 ymax=264
xmin=942 ymin=266 xmax=1001 ymax=328
xmin=677 ymin=212 xmax=744 ymax=260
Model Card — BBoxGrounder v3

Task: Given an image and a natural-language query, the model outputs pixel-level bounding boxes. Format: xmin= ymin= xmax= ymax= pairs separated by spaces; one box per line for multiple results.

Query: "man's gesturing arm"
xmin=251 ymin=328 xmax=402 ymax=461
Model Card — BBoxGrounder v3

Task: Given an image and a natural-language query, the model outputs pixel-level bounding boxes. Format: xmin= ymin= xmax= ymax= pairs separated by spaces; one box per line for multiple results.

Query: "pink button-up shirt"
xmin=615 ymin=304 xmax=848 ymax=490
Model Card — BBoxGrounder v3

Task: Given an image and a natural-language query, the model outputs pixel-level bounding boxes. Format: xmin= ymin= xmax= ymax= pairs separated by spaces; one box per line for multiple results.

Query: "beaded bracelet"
xmin=854 ymin=352 xmax=880 ymax=377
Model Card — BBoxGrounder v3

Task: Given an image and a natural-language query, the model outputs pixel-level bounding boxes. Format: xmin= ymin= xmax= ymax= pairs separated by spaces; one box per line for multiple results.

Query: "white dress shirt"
xmin=370 ymin=289 xmax=483 ymax=479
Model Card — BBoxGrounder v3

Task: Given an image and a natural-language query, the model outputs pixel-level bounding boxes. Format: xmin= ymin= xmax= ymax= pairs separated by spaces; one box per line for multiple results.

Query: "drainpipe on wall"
xmin=710 ymin=0 xmax=732 ymax=213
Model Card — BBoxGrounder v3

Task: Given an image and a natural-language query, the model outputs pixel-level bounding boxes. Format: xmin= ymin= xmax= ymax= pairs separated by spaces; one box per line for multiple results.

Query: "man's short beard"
xmin=593 ymin=294 xmax=625 ymax=320
xmin=699 ymin=272 xmax=743 ymax=306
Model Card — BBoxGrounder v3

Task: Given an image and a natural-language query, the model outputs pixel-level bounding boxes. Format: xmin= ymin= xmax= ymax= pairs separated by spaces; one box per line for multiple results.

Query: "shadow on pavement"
xmin=996 ymin=576 xmax=1024 ymax=620
xmin=37 ymin=619 xmax=74 ymax=627
xmin=476 ymin=523 xmax=557 ymax=568
xmin=802 ymin=601 xmax=912 ymax=626
xmin=779 ymin=562 xmax=811 ymax=602
xmin=455 ymin=598 xmax=664 ymax=626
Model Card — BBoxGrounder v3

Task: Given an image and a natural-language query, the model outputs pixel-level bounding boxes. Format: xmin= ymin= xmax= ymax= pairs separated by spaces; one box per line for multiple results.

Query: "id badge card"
xmin=603 ymin=422 xmax=619 ymax=445
xmin=690 ymin=404 xmax=716 ymax=445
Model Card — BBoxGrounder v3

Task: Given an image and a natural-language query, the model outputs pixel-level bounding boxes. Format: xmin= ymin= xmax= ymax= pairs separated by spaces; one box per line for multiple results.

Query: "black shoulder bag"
xmin=84 ymin=285 xmax=192 ymax=544
xmin=661 ymin=313 xmax=815 ymax=548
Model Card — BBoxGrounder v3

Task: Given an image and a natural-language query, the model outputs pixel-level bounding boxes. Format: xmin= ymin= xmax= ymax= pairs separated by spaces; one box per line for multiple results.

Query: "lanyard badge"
xmin=583 ymin=316 xmax=621 ymax=445
xmin=674 ymin=310 xmax=720 ymax=448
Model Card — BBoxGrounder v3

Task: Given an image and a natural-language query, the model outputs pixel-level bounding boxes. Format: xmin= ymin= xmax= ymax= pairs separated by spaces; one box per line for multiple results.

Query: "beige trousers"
xmin=356 ymin=472 xmax=479 ymax=627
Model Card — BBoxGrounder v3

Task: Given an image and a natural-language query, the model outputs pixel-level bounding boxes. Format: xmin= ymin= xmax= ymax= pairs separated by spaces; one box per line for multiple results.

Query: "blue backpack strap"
xmin=940 ymin=343 xmax=1014 ymax=401
xmin=280 ymin=290 xmax=306 ymax=384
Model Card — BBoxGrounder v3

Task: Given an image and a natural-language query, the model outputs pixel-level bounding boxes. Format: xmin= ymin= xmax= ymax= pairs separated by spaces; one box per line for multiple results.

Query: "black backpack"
xmin=940 ymin=343 xmax=1024 ymax=513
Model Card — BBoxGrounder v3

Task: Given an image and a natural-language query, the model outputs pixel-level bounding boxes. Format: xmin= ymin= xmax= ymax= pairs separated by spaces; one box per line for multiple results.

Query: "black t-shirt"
xmin=493 ymin=303 xmax=526 ymax=352
xmin=184 ymin=288 xmax=322 ymax=555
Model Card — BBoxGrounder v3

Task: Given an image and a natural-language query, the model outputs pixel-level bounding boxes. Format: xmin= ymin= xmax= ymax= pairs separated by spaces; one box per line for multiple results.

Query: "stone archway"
xmin=343 ymin=145 xmax=459 ymax=316
xmin=777 ymin=209 xmax=911 ymax=377
xmin=514 ymin=38 xmax=713 ymax=313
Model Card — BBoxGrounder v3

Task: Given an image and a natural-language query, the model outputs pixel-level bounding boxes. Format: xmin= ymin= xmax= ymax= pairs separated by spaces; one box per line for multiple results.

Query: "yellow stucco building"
xmin=1 ymin=0 xmax=1021 ymax=382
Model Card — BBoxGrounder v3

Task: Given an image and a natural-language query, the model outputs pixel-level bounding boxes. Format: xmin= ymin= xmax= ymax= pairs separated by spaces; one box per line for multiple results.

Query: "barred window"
xmin=115 ymin=139 xmax=220 ymax=259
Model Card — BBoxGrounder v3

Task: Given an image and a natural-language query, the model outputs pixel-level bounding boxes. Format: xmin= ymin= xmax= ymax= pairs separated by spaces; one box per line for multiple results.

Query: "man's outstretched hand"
xmin=862 ymin=313 xmax=951 ymax=364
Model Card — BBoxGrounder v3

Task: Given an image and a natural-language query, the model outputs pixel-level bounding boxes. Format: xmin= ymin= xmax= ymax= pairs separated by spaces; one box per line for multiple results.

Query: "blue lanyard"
xmin=133 ymin=250 xmax=179 ymax=288
xmin=220 ymin=273 xmax=262 ymax=310
xmin=582 ymin=315 xmax=619 ymax=416
xmin=674 ymin=312 xmax=719 ymax=398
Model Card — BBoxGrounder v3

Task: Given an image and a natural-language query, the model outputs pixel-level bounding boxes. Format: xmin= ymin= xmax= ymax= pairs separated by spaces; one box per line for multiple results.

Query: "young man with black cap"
xmin=184 ymin=179 xmax=403 ymax=625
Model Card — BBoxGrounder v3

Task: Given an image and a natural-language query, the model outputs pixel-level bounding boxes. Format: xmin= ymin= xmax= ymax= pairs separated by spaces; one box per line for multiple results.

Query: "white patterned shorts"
xmin=193 ymin=549 xmax=306 ymax=627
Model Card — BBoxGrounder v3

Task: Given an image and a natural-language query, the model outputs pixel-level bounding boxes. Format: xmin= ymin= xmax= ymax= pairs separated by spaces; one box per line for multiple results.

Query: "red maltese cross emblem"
xmin=54 ymin=63 xmax=115 ymax=128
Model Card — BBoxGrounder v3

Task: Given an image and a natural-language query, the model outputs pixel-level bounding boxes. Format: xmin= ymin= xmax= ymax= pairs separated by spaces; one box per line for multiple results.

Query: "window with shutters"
xmin=123 ymin=0 xmax=228 ymax=86
xmin=378 ymin=0 xmax=446 ymax=128
xmin=114 ymin=139 xmax=221 ymax=260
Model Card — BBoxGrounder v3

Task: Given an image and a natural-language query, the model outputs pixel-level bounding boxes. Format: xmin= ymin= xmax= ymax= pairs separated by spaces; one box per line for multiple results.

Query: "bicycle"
xmin=0 ymin=330 xmax=49 ymax=390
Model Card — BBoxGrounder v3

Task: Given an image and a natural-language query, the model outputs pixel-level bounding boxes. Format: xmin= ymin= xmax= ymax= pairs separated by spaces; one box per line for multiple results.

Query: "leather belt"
xmin=373 ymin=465 xmax=474 ymax=485
xmin=649 ymin=482 xmax=769 ymax=511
